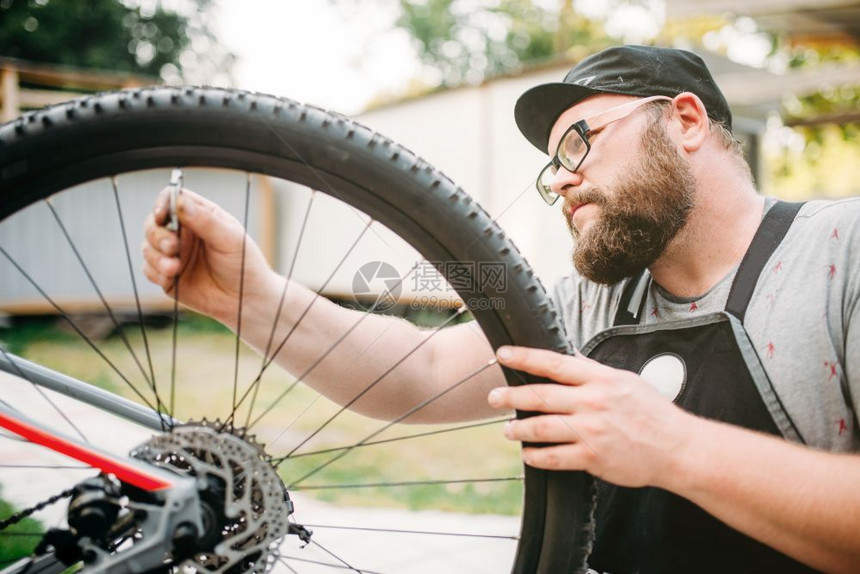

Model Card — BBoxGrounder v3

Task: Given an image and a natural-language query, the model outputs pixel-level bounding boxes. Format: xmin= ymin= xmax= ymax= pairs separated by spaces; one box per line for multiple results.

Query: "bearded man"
xmin=144 ymin=45 xmax=860 ymax=573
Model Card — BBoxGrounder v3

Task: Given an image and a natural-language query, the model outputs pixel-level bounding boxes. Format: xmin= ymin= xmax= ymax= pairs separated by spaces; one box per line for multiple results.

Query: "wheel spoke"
xmin=281 ymin=307 xmax=468 ymax=458
xmin=266 ymin=320 xmax=398 ymax=452
xmin=245 ymin=258 xmax=423 ymax=433
xmin=309 ymin=539 xmax=365 ymax=573
xmin=279 ymin=555 xmax=383 ymax=574
xmin=169 ymin=218 xmax=182 ymax=422
xmin=284 ymin=359 xmax=498 ymax=487
xmin=300 ymin=524 xmax=518 ymax=540
xmin=229 ymin=173 xmax=252 ymax=419
xmin=45 ymin=199 xmax=159 ymax=405
xmin=245 ymin=191 xmax=317 ymax=428
xmin=280 ymin=418 xmax=506 ymax=461
xmin=256 ymin=115 xmax=399 ymax=256
xmin=0 ymin=246 xmax=157 ymax=412
xmin=111 ymin=177 xmax=165 ymax=429
xmin=234 ymin=219 xmax=376 ymax=428
xmin=291 ymin=476 xmax=523 ymax=491
xmin=0 ymin=347 xmax=89 ymax=442
xmin=0 ymin=432 xmax=26 ymax=442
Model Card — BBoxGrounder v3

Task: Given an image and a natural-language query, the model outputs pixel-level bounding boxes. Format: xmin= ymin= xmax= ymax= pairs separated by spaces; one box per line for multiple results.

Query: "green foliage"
xmin=766 ymin=124 xmax=860 ymax=200
xmin=786 ymin=87 xmax=860 ymax=135
xmin=0 ymin=315 xmax=78 ymax=355
xmin=396 ymin=0 xmax=611 ymax=87
xmin=0 ymin=491 xmax=44 ymax=564
xmin=781 ymin=42 xmax=860 ymax=130
xmin=0 ymin=0 xmax=232 ymax=82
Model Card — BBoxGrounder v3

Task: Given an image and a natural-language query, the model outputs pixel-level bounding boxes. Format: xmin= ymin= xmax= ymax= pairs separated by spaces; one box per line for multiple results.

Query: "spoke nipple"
xmin=288 ymin=523 xmax=313 ymax=545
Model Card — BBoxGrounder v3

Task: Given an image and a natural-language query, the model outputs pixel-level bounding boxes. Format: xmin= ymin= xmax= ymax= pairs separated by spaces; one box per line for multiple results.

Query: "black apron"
xmin=582 ymin=201 xmax=819 ymax=574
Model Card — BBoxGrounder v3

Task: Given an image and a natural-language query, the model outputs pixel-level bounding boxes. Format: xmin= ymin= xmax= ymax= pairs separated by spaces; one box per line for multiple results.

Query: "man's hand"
xmin=488 ymin=346 xmax=697 ymax=488
xmin=142 ymin=188 xmax=277 ymax=327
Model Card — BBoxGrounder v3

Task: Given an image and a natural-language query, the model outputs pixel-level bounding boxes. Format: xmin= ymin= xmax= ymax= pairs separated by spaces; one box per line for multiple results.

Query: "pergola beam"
xmin=718 ymin=61 xmax=860 ymax=107
xmin=666 ymin=0 xmax=859 ymax=18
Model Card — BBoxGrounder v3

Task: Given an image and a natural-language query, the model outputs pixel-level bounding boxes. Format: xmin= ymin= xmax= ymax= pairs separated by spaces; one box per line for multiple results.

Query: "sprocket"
xmin=130 ymin=419 xmax=292 ymax=573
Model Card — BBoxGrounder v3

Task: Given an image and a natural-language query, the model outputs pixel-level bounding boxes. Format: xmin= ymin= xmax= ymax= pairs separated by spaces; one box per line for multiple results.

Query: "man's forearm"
xmin=666 ymin=415 xmax=860 ymax=573
xmin=232 ymin=272 xmax=501 ymax=423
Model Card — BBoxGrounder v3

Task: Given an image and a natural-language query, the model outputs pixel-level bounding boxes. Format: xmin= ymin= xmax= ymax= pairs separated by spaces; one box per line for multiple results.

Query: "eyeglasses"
xmin=536 ymin=95 xmax=673 ymax=205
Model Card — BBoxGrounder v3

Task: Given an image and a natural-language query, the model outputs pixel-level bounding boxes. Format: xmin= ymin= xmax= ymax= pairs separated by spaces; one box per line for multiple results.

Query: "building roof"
xmin=666 ymin=0 xmax=860 ymax=126
xmin=666 ymin=0 xmax=860 ymax=46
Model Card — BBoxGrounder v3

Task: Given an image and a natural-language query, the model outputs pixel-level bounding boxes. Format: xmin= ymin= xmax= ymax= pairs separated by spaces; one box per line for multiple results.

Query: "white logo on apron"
xmin=639 ymin=353 xmax=686 ymax=401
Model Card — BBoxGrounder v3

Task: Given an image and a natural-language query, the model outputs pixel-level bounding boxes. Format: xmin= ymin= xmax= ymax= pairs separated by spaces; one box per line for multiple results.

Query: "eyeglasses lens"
xmin=537 ymin=164 xmax=560 ymax=205
xmin=559 ymin=129 xmax=588 ymax=172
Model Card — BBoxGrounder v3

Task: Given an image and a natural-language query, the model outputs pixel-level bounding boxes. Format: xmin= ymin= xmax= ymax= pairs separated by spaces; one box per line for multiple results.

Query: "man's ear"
xmin=670 ymin=92 xmax=709 ymax=152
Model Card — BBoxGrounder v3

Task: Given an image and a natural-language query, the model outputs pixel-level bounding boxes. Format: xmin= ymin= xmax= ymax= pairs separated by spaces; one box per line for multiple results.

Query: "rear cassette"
xmin=131 ymin=420 xmax=293 ymax=573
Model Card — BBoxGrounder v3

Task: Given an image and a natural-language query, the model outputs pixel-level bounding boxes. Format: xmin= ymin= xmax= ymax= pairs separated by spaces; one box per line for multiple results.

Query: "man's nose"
xmin=550 ymin=165 xmax=584 ymax=197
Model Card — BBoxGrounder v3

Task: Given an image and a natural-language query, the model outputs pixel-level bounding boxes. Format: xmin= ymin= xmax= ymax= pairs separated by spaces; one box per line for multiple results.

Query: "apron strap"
xmin=613 ymin=201 xmax=804 ymax=327
xmin=725 ymin=200 xmax=805 ymax=322
xmin=613 ymin=269 xmax=651 ymax=326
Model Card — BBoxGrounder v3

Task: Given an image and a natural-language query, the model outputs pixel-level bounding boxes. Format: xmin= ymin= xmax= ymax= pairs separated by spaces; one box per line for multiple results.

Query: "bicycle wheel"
xmin=0 ymin=87 xmax=594 ymax=573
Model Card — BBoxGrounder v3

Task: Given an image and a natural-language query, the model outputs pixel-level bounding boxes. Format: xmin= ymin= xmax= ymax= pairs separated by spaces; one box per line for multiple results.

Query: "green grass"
xmin=0 ymin=491 xmax=44 ymax=565
xmin=0 ymin=316 xmax=79 ymax=355
xmin=174 ymin=313 xmax=234 ymax=336
xmin=278 ymin=428 xmax=523 ymax=514
xmin=2 ymin=313 xmax=523 ymax=516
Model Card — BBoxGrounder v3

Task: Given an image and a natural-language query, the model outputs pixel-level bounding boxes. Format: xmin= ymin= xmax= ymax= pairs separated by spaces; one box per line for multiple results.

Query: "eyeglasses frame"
xmin=536 ymin=95 xmax=674 ymax=205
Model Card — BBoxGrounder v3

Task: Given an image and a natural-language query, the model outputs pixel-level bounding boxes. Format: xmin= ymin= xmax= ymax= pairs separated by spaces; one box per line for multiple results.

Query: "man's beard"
xmin=565 ymin=118 xmax=696 ymax=285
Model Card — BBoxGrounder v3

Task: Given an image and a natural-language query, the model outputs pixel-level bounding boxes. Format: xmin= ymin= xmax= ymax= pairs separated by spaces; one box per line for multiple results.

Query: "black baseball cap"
xmin=515 ymin=45 xmax=732 ymax=153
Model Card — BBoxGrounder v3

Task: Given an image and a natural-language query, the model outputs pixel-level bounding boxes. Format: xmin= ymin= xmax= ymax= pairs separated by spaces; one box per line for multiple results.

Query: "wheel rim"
xmin=0 ymin=88 xmax=594 ymax=574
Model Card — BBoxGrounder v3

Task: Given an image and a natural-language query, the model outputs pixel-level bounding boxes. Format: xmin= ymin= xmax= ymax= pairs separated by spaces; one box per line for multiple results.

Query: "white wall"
xmin=357 ymin=68 xmax=576 ymax=293
xmin=354 ymin=58 xmax=773 ymax=293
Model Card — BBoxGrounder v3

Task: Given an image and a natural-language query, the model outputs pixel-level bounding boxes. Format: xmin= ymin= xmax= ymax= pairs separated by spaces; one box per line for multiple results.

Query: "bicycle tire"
xmin=0 ymin=86 xmax=595 ymax=574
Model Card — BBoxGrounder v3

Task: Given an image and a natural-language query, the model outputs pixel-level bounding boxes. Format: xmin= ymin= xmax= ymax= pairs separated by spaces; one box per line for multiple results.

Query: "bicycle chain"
xmin=0 ymin=487 xmax=75 ymax=531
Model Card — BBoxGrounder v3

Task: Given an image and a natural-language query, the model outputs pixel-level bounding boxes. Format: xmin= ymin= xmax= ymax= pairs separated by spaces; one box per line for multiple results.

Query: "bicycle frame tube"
xmin=0 ymin=400 xmax=176 ymax=491
xmin=0 ymin=352 xmax=173 ymax=431
xmin=0 ymin=398 xmax=204 ymax=573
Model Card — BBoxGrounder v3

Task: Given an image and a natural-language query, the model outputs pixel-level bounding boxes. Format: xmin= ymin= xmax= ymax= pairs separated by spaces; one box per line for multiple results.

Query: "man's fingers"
xmin=488 ymin=384 xmax=579 ymax=413
xmin=153 ymin=189 xmax=170 ymax=226
xmin=495 ymin=345 xmax=604 ymax=385
xmin=144 ymin=212 xmax=179 ymax=256
xmin=504 ymin=414 xmax=587 ymax=444
xmin=151 ymin=187 xmax=243 ymax=251
xmin=173 ymin=190 xmax=244 ymax=251
xmin=142 ymin=259 xmax=174 ymax=291
xmin=141 ymin=242 xmax=180 ymax=278
xmin=520 ymin=443 xmax=598 ymax=471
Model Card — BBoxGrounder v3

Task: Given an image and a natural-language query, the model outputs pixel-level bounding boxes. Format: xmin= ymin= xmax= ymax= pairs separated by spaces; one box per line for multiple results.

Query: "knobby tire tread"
xmin=0 ymin=86 xmax=595 ymax=574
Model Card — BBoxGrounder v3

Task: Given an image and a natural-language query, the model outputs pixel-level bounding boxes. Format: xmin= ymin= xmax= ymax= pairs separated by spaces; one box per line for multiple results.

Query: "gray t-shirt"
xmin=552 ymin=197 xmax=860 ymax=452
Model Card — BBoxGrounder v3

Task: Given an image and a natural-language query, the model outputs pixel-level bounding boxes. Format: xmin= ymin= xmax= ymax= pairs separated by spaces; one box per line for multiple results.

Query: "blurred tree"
xmin=664 ymin=13 xmax=859 ymax=197
xmin=781 ymin=43 xmax=860 ymax=138
xmin=395 ymin=0 xmax=611 ymax=87
xmin=329 ymin=0 xmax=613 ymax=90
xmin=351 ymin=0 xmax=859 ymax=199
xmin=0 ymin=0 xmax=233 ymax=83
xmin=768 ymin=44 xmax=859 ymax=199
